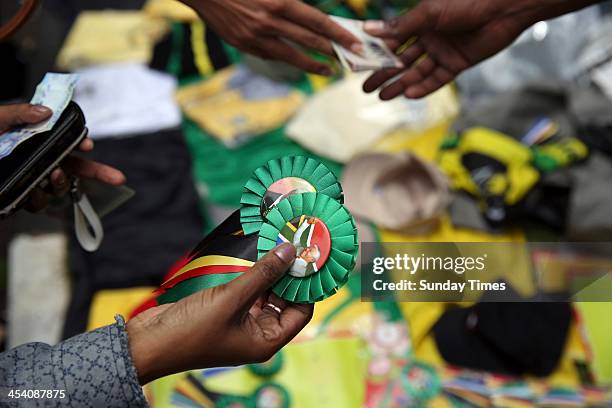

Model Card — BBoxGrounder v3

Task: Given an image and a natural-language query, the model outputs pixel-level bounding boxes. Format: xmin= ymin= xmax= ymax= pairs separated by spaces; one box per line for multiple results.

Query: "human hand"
xmin=0 ymin=103 xmax=126 ymax=212
xmin=181 ymin=0 xmax=362 ymax=75
xmin=127 ymin=243 xmax=313 ymax=385
xmin=361 ymin=0 xmax=541 ymax=100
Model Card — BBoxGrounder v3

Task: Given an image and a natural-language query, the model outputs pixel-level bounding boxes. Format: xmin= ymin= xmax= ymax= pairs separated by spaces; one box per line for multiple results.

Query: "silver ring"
xmin=265 ymin=303 xmax=283 ymax=314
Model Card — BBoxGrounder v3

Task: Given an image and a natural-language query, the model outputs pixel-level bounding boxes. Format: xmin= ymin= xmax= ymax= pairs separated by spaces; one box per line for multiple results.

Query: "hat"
xmin=342 ymin=152 xmax=449 ymax=231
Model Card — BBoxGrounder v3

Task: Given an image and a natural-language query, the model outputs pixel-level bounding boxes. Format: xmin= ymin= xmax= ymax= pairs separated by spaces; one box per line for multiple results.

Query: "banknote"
xmin=0 ymin=73 xmax=79 ymax=160
xmin=330 ymin=16 xmax=403 ymax=72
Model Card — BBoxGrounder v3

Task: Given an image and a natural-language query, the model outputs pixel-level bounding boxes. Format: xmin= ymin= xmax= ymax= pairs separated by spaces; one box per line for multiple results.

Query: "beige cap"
xmin=342 ymin=152 xmax=450 ymax=231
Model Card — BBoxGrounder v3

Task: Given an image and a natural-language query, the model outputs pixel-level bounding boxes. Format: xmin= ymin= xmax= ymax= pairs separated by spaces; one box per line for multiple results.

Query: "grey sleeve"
xmin=0 ymin=315 xmax=147 ymax=408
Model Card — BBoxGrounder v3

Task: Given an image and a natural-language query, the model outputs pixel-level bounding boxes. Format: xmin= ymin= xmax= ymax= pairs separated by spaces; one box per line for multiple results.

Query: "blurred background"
xmin=1 ymin=0 xmax=612 ymax=406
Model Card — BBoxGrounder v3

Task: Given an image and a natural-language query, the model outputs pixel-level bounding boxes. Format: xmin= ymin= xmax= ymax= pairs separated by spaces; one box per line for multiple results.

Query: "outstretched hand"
xmin=181 ymin=0 xmax=362 ymax=75
xmin=361 ymin=0 xmax=534 ymax=100
xmin=127 ymin=243 xmax=313 ymax=385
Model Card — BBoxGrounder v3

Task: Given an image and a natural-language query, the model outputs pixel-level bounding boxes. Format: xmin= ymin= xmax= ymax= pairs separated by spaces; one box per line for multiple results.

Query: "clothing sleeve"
xmin=0 ymin=315 xmax=147 ymax=408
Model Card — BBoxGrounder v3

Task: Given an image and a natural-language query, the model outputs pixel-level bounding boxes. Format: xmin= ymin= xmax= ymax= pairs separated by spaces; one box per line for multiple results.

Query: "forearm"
xmin=505 ymin=0 xmax=602 ymax=25
xmin=0 ymin=315 xmax=146 ymax=407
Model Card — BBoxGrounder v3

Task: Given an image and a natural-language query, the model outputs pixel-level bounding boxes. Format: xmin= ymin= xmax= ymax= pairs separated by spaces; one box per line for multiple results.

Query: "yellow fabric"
xmin=374 ymin=121 xmax=450 ymax=161
xmin=176 ymin=67 xmax=304 ymax=146
xmin=536 ymin=138 xmax=589 ymax=167
xmin=162 ymin=255 xmax=255 ymax=286
xmin=144 ymin=0 xmax=199 ymax=22
xmin=190 ymin=21 xmax=214 ymax=76
xmin=149 ymin=336 xmax=368 ymax=408
xmin=438 ymin=127 xmax=540 ymax=205
xmin=86 ymin=287 xmax=156 ymax=331
xmin=576 ymin=302 xmax=612 ymax=384
xmin=56 ymin=11 xmax=168 ymax=70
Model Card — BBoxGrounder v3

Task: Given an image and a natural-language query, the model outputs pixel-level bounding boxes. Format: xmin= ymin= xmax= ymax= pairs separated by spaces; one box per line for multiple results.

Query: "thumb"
xmin=225 ymin=243 xmax=296 ymax=313
xmin=364 ymin=4 xmax=431 ymax=42
xmin=0 ymin=104 xmax=52 ymax=130
xmin=225 ymin=243 xmax=295 ymax=310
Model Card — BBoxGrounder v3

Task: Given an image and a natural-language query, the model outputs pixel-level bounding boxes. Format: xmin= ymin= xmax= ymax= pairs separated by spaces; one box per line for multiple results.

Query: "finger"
xmin=24 ymin=188 xmax=50 ymax=213
xmin=379 ymin=55 xmax=436 ymax=100
xmin=263 ymin=38 xmax=333 ymax=75
xmin=78 ymin=138 xmax=94 ymax=152
xmin=272 ymin=18 xmax=335 ymax=56
xmin=249 ymin=293 xmax=273 ymax=319
xmin=283 ymin=1 xmax=362 ymax=54
xmin=255 ymin=296 xmax=313 ymax=346
xmin=225 ymin=243 xmax=296 ymax=313
xmin=63 ymin=156 xmax=127 ymax=185
xmin=363 ymin=42 xmax=425 ymax=92
xmin=404 ymin=66 xmax=454 ymax=98
xmin=0 ymin=104 xmax=52 ymax=130
xmin=363 ymin=4 xmax=431 ymax=41
xmin=50 ymin=168 xmax=70 ymax=196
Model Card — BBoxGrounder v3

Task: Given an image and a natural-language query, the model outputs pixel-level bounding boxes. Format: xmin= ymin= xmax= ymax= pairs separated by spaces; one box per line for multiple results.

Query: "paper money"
xmin=330 ymin=16 xmax=403 ymax=72
xmin=0 ymin=73 xmax=79 ymax=159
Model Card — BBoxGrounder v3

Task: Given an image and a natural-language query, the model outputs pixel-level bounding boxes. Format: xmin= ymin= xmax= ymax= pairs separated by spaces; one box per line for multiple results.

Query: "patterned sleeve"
xmin=0 ymin=315 xmax=147 ymax=407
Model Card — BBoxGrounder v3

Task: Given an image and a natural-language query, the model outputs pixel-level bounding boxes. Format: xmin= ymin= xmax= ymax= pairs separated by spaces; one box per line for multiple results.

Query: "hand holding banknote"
xmin=0 ymin=103 xmax=126 ymax=212
xmin=360 ymin=0 xmax=599 ymax=99
xmin=181 ymin=0 xmax=362 ymax=75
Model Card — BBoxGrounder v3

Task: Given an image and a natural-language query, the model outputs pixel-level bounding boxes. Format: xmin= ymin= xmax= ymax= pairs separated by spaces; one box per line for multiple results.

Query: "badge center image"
xmin=153 ymin=155 xmax=358 ymax=304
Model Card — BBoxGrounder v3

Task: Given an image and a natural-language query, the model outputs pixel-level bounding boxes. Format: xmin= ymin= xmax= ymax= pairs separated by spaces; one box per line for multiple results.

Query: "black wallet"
xmin=0 ymin=101 xmax=87 ymax=217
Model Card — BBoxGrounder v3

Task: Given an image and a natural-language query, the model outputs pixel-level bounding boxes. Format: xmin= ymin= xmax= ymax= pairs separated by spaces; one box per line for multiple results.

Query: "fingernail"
xmin=32 ymin=104 xmax=52 ymax=115
xmin=350 ymin=43 xmax=363 ymax=55
xmin=319 ymin=67 xmax=333 ymax=76
xmin=273 ymin=243 xmax=296 ymax=264
xmin=364 ymin=20 xmax=386 ymax=34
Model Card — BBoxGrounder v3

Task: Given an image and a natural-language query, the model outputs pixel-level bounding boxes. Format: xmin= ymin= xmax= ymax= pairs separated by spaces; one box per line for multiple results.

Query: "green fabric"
xmin=183 ymin=120 xmax=342 ymax=208
xmin=157 ymin=272 xmax=243 ymax=304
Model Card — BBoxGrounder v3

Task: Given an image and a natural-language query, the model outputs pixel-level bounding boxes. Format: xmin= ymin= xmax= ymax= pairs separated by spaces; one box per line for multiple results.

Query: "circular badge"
xmin=261 ymin=177 xmax=316 ymax=218
xmin=253 ymin=383 xmax=290 ymax=408
xmin=248 ymin=352 xmax=284 ymax=377
xmin=399 ymin=361 xmax=440 ymax=402
xmin=276 ymin=216 xmax=331 ymax=278
xmin=240 ymin=156 xmax=343 ymax=235
xmin=257 ymin=192 xmax=358 ymax=303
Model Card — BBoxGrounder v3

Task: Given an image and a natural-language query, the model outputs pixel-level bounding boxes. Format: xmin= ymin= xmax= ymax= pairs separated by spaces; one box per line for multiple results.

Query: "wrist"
xmin=504 ymin=0 xmax=600 ymax=25
xmin=127 ymin=317 xmax=166 ymax=385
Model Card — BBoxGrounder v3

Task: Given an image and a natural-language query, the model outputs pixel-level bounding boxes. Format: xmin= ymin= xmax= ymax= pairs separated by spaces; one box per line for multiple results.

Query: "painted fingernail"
xmin=364 ymin=20 xmax=386 ymax=33
xmin=273 ymin=243 xmax=296 ymax=264
xmin=32 ymin=104 xmax=52 ymax=115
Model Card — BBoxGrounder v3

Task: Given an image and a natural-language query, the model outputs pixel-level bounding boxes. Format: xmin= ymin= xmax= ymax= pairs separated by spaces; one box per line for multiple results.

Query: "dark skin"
xmin=127 ymin=243 xmax=313 ymax=385
xmin=181 ymin=0 xmax=363 ymax=75
xmin=362 ymin=0 xmax=601 ymax=100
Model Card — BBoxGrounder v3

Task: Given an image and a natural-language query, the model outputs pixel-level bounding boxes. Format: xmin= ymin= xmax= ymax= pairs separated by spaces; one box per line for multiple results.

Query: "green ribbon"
xmin=157 ymin=273 xmax=243 ymax=304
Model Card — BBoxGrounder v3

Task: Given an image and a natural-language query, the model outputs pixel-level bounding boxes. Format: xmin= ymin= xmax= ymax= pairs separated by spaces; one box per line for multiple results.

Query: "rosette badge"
xmin=240 ymin=156 xmax=343 ymax=235
xmin=257 ymin=193 xmax=358 ymax=303
xmin=151 ymin=156 xmax=357 ymax=307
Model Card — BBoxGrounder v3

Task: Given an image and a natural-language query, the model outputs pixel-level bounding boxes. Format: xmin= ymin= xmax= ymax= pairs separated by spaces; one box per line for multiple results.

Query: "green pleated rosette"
xmin=252 ymin=383 xmax=290 ymax=408
xmin=247 ymin=352 xmax=284 ymax=377
xmin=257 ymin=192 xmax=358 ymax=303
xmin=240 ymin=156 xmax=343 ymax=235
